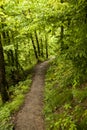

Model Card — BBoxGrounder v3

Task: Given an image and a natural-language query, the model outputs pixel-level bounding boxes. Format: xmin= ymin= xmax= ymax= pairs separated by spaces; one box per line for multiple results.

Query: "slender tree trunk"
xmin=6 ymin=50 xmax=14 ymax=66
xmin=30 ymin=34 xmax=38 ymax=60
xmin=60 ymin=25 xmax=64 ymax=50
xmin=40 ymin=38 xmax=44 ymax=57
xmin=34 ymin=30 xmax=40 ymax=56
xmin=15 ymin=43 xmax=19 ymax=71
xmin=10 ymin=50 xmax=15 ymax=66
xmin=45 ymin=35 xmax=48 ymax=59
xmin=85 ymin=4 xmax=87 ymax=23
xmin=6 ymin=31 xmax=10 ymax=45
xmin=0 ymin=34 xmax=9 ymax=103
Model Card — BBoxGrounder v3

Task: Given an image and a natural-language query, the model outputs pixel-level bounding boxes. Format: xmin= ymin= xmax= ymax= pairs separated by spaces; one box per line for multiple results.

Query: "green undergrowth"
xmin=0 ymin=74 xmax=32 ymax=130
xmin=44 ymin=58 xmax=87 ymax=130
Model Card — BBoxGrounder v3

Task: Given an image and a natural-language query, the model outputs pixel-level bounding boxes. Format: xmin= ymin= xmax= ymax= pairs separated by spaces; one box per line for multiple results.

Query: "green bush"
xmin=44 ymin=59 xmax=87 ymax=130
xmin=0 ymin=78 xmax=31 ymax=130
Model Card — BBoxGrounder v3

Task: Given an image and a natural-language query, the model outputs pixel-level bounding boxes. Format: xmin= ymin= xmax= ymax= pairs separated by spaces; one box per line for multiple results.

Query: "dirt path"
xmin=14 ymin=61 xmax=49 ymax=130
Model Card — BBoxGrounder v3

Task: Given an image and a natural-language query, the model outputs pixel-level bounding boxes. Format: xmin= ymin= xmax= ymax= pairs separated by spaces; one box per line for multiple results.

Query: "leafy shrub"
xmin=0 ymin=78 xmax=31 ymax=130
xmin=44 ymin=59 xmax=87 ymax=130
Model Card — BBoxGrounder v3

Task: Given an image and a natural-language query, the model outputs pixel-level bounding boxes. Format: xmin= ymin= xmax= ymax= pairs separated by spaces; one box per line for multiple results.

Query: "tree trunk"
xmin=30 ymin=34 xmax=38 ymax=60
xmin=15 ymin=43 xmax=19 ymax=71
xmin=60 ymin=25 xmax=64 ymax=50
xmin=45 ymin=35 xmax=48 ymax=59
xmin=40 ymin=38 xmax=44 ymax=57
xmin=35 ymin=30 xmax=40 ymax=56
xmin=0 ymin=34 xmax=9 ymax=103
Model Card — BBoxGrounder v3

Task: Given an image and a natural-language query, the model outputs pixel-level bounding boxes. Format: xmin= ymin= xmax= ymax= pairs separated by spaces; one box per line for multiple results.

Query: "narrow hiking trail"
xmin=14 ymin=61 xmax=49 ymax=130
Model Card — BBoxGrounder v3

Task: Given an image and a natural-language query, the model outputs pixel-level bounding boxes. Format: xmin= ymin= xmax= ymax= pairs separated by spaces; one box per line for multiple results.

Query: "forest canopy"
xmin=0 ymin=0 xmax=87 ymax=129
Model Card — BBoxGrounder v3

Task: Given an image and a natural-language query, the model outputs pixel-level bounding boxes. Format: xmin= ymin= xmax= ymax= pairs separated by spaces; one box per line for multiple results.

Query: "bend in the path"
xmin=14 ymin=61 xmax=49 ymax=130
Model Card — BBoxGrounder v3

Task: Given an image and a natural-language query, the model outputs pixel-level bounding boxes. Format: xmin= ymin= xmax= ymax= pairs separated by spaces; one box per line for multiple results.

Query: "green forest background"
xmin=0 ymin=0 xmax=87 ymax=129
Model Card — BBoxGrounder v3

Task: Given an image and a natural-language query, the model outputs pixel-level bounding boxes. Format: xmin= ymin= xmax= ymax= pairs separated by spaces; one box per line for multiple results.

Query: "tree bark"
xmin=15 ymin=43 xmax=19 ymax=71
xmin=30 ymin=34 xmax=38 ymax=60
xmin=35 ymin=30 xmax=40 ymax=56
xmin=60 ymin=25 xmax=64 ymax=50
xmin=0 ymin=34 xmax=9 ymax=103
xmin=40 ymin=38 xmax=44 ymax=57
xmin=45 ymin=35 xmax=48 ymax=59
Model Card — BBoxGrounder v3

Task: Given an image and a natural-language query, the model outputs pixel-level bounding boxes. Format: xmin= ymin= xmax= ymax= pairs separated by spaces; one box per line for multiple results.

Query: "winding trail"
xmin=14 ymin=61 xmax=49 ymax=130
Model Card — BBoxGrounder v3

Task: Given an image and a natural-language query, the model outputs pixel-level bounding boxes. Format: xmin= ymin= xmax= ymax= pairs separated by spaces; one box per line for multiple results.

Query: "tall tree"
xmin=35 ymin=30 xmax=41 ymax=57
xmin=30 ymin=33 xmax=38 ymax=60
xmin=45 ymin=34 xmax=48 ymax=59
xmin=0 ymin=34 xmax=9 ymax=103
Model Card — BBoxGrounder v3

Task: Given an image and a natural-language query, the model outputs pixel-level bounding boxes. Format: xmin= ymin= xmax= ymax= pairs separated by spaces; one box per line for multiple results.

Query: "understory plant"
xmin=0 ymin=77 xmax=31 ymax=130
xmin=44 ymin=58 xmax=87 ymax=130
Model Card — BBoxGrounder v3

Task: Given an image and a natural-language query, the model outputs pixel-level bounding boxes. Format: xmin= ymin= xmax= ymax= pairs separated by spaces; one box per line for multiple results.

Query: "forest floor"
xmin=14 ymin=61 xmax=49 ymax=130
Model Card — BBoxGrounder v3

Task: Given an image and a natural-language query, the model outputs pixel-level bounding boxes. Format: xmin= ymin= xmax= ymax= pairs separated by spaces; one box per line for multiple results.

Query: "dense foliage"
xmin=0 ymin=0 xmax=87 ymax=129
xmin=0 ymin=0 xmax=52 ymax=103
xmin=0 ymin=77 xmax=31 ymax=129
xmin=44 ymin=0 xmax=87 ymax=130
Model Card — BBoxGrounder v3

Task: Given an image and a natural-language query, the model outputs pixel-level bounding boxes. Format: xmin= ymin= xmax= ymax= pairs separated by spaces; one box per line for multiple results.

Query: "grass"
xmin=0 ymin=75 xmax=32 ymax=130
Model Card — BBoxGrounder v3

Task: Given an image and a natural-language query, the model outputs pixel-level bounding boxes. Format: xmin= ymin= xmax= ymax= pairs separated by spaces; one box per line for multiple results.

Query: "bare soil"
xmin=14 ymin=61 xmax=49 ymax=130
